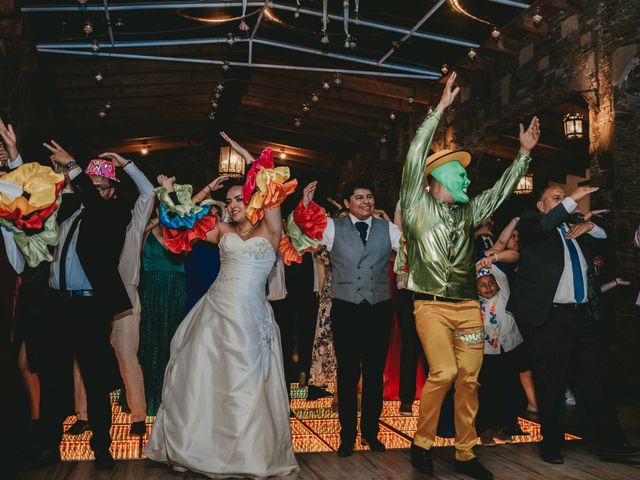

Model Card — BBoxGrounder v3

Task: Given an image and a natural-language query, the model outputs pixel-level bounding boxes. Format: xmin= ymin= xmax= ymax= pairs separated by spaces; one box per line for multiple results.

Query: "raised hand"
xmin=302 ymin=180 xmax=318 ymax=208
xmin=43 ymin=140 xmax=75 ymax=166
xmin=436 ymin=71 xmax=460 ymax=113
xmin=373 ymin=209 xmax=390 ymax=222
xmin=519 ymin=116 xmax=540 ymax=155
xmin=569 ymin=185 xmax=598 ymax=203
xmin=615 ymin=278 xmax=631 ymax=286
xmin=584 ymin=209 xmax=609 ymax=221
xmin=157 ymin=174 xmax=176 ymax=192
xmin=207 ymin=174 xmax=230 ymax=192
xmin=219 ymin=131 xmax=255 ymax=164
xmin=99 ymin=152 xmax=129 ymax=167
xmin=0 ymin=118 xmax=18 ymax=161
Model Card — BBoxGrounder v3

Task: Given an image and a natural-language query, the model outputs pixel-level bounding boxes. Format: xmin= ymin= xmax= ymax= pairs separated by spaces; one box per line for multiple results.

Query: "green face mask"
xmin=431 ymin=161 xmax=471 ymax=203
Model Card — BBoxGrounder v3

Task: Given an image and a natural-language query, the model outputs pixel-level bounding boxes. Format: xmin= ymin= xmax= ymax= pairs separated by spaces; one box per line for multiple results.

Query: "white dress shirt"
xmin=117 ymin=162 xmax=155 ymax=289
xmin=321 ymin=213 xmax=401 ymax=252
xmin=553 ymin=197 xmax=606 ymax=304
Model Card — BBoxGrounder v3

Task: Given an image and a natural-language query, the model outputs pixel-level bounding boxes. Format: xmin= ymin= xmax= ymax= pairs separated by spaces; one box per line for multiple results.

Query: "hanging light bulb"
xmin=114 ymin=18 xmax=125 ymax=28
xmin=321 ymin=33 xmax=330 ymax=44
xmin=302 ymin=103 xmax=310 ymax=113
xmin=467 ymin=48 xmax=477 ymax=61
xmin=214 ymin=92 xmax=221 ymax=99
xmin=82 ymin=20 xmax=94 ymax=35
xmin=94 ymin=72 xmax=103 ymax=83
xmin=294 ymin=117 xmax=302 ymax=127
xmin=226 ymin=33 xmax=235 ymax=47
xmin=389 ymin=112 xmax=396 ymax=121
xmin=322 ymin=81 xmax=330 ymax=91
xmin=208 ymin=113 xmax=216 ymax=120
xmin=77 ymin=0 xmax=88 ymax=4
xmin=407 ymin=96 xmax=415 ymax=104
xmin=491 ymin=26 xmax=501 ymax=40
xmin=222 ymin=62 xmax=230 ymax=71
xmin=344 ymin=37 xmax=350 ymax=48
xmin=380 ymin=134 xmax=387 ymax=144
xmin=311 ymin=92 xmax=320 ymax=103
xmin=91 ymin=40 xmax=100 ymax=52
xmin=279 ymin=146 xmax=286 ymax=160
xmin=104 ymin=101 xmax=112 ymax=110
xmin=140 ymin=142 xmax=149 ymax=155
xmin=333 ymin=73 xmax=342 ymax=86
xmin=239 ymin=20 xmax=249 ymax=31
xmin=211 ymin=101 xmax=219 ymax=109
xmin=98 ymin=108 xmax=107 ymax=118
xmin=440 ymin=64 xmax=449 ymax=75
xmin=216 ymin=82 xmax=225 ymax=92
xmin=532 ymin=7 xmax=543 ymax=25
xmin=349 ymin=37 xmax=357 ymax=49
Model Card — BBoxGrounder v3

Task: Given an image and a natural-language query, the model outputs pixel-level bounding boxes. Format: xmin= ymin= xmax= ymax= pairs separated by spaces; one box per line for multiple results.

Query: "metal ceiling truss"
xmin=25 ymin=1 xmax=530 ymax=79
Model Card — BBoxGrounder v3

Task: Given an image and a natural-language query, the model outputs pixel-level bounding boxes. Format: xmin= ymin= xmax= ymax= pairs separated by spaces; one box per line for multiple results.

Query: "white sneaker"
xmin=526 ymin=404 xmax=538 ymax=413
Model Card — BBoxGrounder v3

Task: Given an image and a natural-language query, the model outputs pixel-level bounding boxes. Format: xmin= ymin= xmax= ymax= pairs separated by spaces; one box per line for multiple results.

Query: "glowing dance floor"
xmin=59 ymin=385 xmax=580 ymax=460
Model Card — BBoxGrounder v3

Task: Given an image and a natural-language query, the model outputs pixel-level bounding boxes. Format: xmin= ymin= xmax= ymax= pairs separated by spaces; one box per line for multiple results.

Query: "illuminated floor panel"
xmin=57 ymin=385 xmax=577 ymax=460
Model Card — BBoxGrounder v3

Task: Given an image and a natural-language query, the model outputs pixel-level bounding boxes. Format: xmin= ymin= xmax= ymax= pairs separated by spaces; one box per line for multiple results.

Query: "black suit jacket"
xmin=57 ymin=171 xmax=132 ymax=316
xmin=508 ymin=202 xmax=602 ymax=326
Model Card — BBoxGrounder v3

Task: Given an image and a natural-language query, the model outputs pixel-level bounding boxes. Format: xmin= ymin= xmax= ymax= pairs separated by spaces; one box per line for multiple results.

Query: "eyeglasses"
xmin=93 ymin=183 xmax=114 ymax=191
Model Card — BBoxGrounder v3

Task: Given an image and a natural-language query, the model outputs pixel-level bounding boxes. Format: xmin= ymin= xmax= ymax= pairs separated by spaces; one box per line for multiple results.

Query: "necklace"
xmin=235 ymin=223 xmax=257 ymax=238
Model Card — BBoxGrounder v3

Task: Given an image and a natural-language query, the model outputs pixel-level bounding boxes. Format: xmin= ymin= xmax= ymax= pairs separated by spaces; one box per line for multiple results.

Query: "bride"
xmin=144 ymin=133 xmax=299 ymax=479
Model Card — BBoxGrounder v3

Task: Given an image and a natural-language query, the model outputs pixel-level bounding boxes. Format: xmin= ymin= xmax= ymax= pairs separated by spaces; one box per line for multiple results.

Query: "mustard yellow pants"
xmin=413 ymin=299 xmax=484 ymax=461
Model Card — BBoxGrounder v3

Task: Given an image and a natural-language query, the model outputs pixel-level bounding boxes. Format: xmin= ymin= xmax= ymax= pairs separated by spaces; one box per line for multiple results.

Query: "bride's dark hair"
xmin=223 ymin=178 xmax=246 ymax=193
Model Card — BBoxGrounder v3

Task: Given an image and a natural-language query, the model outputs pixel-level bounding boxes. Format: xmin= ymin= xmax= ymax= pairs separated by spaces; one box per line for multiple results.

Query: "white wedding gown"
xmin=145 ymin=233 xmax=299 ymax=479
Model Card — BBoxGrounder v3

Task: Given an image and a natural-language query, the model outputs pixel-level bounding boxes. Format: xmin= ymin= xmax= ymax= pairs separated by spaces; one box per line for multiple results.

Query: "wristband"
xmin=123 ymin=160 xmax=132 ymax=168
xmin=66 ymin=160 xmax=78 ymax=169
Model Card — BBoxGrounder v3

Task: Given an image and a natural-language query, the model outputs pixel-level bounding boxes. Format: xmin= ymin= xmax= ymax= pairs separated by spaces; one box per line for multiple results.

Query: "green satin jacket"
xmin=400 ymin=110 xmax=531 ymax=300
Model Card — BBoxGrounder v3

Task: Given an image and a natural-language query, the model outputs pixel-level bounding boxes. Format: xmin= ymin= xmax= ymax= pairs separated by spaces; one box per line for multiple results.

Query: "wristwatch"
xmin=66 ymin=160 xmax=78 ymax=169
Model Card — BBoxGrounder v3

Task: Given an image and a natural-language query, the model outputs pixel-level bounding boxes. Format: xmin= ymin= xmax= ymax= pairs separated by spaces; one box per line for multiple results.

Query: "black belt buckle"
xmin=553 ymin=302 xmax=587 ymax=309
xmin=58 ymin=289 xmax=95 ymax=298
xmin=414 ymin=293 xmax=460 ymax=303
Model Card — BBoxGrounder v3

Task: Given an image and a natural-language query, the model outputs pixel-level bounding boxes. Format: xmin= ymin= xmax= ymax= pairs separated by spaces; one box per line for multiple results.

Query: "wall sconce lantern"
xmin=563 ymin=113 xmax=584 ymax=140
xmin=218 ymin=145 xmax=245 ymax=177
xmin=514 ymin=173 xmax=534 ymax=195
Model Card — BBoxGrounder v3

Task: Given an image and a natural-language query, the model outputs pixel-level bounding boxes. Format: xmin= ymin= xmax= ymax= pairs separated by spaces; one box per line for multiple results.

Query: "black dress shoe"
xmin=362 ymin=437 xmax=386 ymax=452
xmin=23 ymin=449 xmax=61 ymax=470
xmin=94 ymin=450 xmax=115 ymax=470
xmin=540 ymin=450 xmax=564 ymax=464
xmin=454 ymin=458 xmax=494 ymax=480
xmin=306 ymin=385 xmax=333 ymax=401
xmin=337 ymin=442 xmax=354 ymax=457
xmin=410 ymin=443 xmax=433 ymax=474
xmin=600 ymin=442 xmax=640 ymax=462
xmin=66 ymin=419 xmax=90 ymax=435
xmin=129 ymin=420 xmax=147 ymax=436
xmin=399 ymin=402 xmax=413 ymax=416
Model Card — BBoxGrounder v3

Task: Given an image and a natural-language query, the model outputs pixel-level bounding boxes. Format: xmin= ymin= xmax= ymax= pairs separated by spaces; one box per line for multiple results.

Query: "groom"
xmin=401 ymin=72 xmax=539 ymax=480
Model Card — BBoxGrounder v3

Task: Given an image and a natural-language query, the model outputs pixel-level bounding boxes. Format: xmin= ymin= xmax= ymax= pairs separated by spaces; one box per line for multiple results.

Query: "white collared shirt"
xmin=553 ymin=197 xmax=606 ymax=304
xmin=321 ymin=213 xmax=401 ymax=252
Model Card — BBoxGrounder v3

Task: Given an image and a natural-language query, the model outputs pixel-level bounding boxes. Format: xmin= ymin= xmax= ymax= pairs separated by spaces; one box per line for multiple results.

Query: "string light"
xmin=311 ymin=92 xmax=320 ymax=103
xmin=94 ymin=72 xmax=103 ymax=83
xmin=294 ymin=117 xmax=302 ymax=127
xmin=441 ymin=64 xmax=449 ymax=75
xmin=389 ymin=112 xmax=396 ymax=121
xmin=532 ymin=7 xmax=543 ymax=25
xmin=333 ymin=73 xmax=342 ymax=86
xmin=226 ymin=33 xmax=236 ymax=46
xmin=82 ymin=20 xmax=94 ymax=35
xmin=98 ymin=108 xmax=107 ymax=118
xmin=407 ymin=96 xmax=415 ymax=104
xmin=322 ymin=81 xmax=330 ymax=90
xmin=302 ymin=103 xmax=310 ymax=112
xmin=491 ymin=26 xmax=501 ymax=40
xmin=91 ymin=40 xmax=100 ymax=52
xmin=104 ymin=101 xmax=112 ymax=110
xmin=222 ymin=62 xmax=230 ymax=71
xmin=467 ymin=48 xmax=477 ymax=61
xmin=140 ymin=142 xmax=149 ymax=155
xmin=208 ymin=113 xmax=216 ymax=120
xmin=279 ymin=146 xmax=286 ymax=160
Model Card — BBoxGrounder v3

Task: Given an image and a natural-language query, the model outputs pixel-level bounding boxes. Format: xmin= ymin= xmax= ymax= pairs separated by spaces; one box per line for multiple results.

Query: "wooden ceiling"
xmin=14 ymin=0 xmax=589 ymax=188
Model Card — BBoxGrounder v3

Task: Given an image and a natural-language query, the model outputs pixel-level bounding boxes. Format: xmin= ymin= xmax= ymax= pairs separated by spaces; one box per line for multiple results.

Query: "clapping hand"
xmin=43 ymin=140 xmax=75 ymax=166
xmin=0 ymin=118 xmax=18 ymax=161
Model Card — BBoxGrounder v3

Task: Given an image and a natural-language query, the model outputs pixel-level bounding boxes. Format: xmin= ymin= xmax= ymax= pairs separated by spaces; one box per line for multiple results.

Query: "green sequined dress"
xmin=138 ymin=231 xmax=186 ymax=416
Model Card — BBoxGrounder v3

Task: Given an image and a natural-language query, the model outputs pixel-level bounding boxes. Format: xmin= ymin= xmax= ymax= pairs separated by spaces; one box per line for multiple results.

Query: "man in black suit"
xmin=27 ymin=141 xmax=132 ymax=470
xmin=509 ymin=184 xmax=638 ymax=465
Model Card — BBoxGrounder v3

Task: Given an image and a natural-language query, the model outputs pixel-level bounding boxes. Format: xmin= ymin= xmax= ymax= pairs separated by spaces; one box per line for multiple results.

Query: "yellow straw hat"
xmin=424 ymin=149 xmax=472 ymax=176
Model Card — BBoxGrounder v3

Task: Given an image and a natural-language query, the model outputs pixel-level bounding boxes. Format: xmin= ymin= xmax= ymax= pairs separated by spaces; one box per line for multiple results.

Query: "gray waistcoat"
xmin=330 ymin=216 xmax=391 ymax=305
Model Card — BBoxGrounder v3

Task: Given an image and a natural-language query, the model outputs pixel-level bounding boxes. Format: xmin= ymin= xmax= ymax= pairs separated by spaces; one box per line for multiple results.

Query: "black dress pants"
xmin=522 ymin=305 xmax=625 ymax=454
xmin=396 ymin=289 xmax=427 ymax=404
xmin=38 ymin=292 xmax=118 ymax=453
xmin=331 ymin=298 xmax=392 ymax=443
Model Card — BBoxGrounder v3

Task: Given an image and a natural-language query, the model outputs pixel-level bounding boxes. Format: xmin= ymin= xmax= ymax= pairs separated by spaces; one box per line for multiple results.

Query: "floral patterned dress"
xmin=308 ymin=246 xmax=337 ymax=387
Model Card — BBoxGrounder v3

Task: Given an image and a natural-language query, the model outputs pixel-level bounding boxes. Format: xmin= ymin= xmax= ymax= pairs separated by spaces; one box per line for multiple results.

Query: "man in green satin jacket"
xmin=402 ymin=72 xmax=540 ymax=480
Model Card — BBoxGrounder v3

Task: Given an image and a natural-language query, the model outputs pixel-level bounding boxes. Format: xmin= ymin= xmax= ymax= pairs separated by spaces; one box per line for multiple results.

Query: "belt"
xmin=56 ymin=289 xmax=95 ymax=298
xmin=552 ymin=302 xmax=588 ymax=309
xmin=414 ymin=293 xmax=464 ymax=303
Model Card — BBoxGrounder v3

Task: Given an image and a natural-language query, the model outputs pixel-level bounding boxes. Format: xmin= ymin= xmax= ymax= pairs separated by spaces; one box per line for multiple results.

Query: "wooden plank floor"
xmin=18 ymin=404 xmax=640 ymax=480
